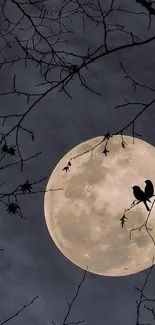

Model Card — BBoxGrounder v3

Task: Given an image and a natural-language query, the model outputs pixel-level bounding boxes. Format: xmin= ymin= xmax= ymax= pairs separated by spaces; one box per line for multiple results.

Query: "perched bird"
xmin=132 ymin=185 xmax=150 ymax=211
xmin=144 ymin=180 xmax=154 ymax=200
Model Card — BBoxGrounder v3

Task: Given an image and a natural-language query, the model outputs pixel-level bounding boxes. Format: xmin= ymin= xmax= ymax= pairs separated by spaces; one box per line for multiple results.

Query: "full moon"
xmin=44 ymin=136 xmax=155 ymax=276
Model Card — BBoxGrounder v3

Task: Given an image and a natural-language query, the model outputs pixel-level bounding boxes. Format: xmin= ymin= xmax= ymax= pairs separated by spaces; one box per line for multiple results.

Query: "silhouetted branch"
xmin=0 ymin=296 xmax=38 ymax=325
xmin=1 ymin=0 xmax=155 ymax=167
xmin=120 ymin=200 xmax=141 ymax=228
xmin=52 ymin=267 xmax=87 ymax=325
xmin=62 ymin=267 xmax=87 ymax=325
xmin=134 ymin=257 xmax=155 ymax=325
xmin=118 ymin=62 xmax=155 ymax=93
xmin=119 ymin=191 xmax=155 ymax=244
xmin=0 ymin=151 xmax=41 ymax=172
xmin=129 ymin=198 xmax=155 ymax=245
xmin=0 ymin=1 xmax=155 ymax=324
xmin=0 ymin=177 xmax=63 ymax=219
xmin=136 ymin=0 xmax=155 ymax=16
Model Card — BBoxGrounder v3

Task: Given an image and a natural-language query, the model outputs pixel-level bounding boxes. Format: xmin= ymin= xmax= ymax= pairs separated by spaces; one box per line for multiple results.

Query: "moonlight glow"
xmin=44 ymin=136 xmax=155 ymax=276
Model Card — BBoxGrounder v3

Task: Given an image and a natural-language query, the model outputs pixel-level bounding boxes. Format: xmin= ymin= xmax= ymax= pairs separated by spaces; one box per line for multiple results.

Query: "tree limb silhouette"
xmin=0 ymin=296 xmax=38 ymax=325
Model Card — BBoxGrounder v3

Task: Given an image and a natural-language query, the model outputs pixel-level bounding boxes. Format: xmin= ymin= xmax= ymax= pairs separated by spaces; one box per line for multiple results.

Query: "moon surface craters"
xmin=44 ymin=136 xmax=155 ymax=276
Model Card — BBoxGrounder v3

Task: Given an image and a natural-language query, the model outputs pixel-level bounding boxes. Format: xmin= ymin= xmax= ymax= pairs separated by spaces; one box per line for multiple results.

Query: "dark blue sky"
xmin=0 ymin=0 xmax=155 ymax=324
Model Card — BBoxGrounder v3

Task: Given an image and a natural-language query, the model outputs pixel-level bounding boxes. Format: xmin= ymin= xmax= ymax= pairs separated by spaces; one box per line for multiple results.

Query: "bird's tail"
xmin=144 ymin=194 xmax=151 ymax=203
xmin=143 ymin=200 xmax=150 ymax=211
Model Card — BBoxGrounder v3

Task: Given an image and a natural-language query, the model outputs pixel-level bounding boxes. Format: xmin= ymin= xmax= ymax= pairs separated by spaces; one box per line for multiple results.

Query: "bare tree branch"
xmin=63 ymin=267 xmax=87 ymax=325
xmin=0 ymin=296 xmax=38 ymax=325
xmin=134 ymin=257 xmax=155 ymax=325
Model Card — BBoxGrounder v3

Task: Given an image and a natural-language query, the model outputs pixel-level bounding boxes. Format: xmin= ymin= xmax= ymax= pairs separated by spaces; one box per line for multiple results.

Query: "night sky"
xmin=0 ymin=0 xmax=155 ymax=324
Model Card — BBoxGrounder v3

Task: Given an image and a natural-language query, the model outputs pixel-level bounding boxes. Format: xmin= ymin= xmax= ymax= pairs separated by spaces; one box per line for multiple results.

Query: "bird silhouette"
xmin=144 ymin=180 xmax=154 ymax=200
xmin=132 ymin=185 xmax=150 ymax=211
